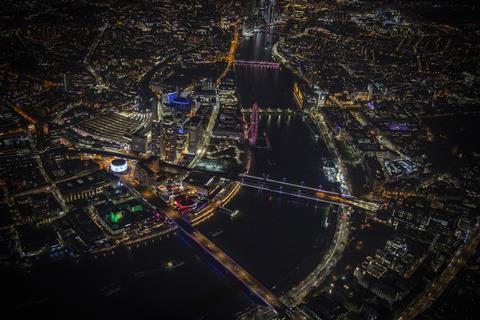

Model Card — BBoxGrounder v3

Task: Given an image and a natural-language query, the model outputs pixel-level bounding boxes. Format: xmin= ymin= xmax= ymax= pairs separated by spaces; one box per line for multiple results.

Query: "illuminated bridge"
xmin=238 ymin=174 xmax=381 ymax=211
xmin=156 ymin=161 xmax=381 ymax=212
xmin=240 ymin=107 xmax=298 ymax=115
xmin=234 ymin=60 xmax=281 ymax=69
xmin=161 ymin=207 xmax=294 ymax=318
xmin=69 ymin=147 xmax=379 ymax=212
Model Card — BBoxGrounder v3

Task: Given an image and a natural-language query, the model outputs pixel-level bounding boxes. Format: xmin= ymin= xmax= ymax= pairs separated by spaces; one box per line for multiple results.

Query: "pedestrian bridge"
xmin=239 ymin=174 xmax=381 ymax=212
xmin=154 ymin=161 xmax=382 ymax=212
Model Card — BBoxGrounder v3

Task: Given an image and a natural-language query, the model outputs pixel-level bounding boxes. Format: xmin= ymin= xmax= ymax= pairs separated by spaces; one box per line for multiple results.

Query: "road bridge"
xmin=234 ymin=60 xmax=281 ymax=69
xmin=160 ymin=206 xmax=294 ymax=318
xmin=240 ymin=107 xmax=298 ymax=115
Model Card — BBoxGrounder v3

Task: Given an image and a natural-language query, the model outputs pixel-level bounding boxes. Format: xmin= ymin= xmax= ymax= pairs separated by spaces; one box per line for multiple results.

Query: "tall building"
xmin=163 ymin=122 xmax=178 ymax=163
xmin=199 ymin=78 xmax=214 ymax=91
xmin=187 ymin=116 xmax=204 ymax=154
xmin=264 ymin=0 xmax=275 ymax=24
xmin=151 ymin=121 xmax=162 ymax=155
xmin=314 ymin=86 xmax=328 ymax=108
xmin=368 ymin=84 xmax=374 ymax=101
xmin=152 ymin=120 xmax=177 ymax=162
xmin=176 ymin=125 xmax=187 ymax=157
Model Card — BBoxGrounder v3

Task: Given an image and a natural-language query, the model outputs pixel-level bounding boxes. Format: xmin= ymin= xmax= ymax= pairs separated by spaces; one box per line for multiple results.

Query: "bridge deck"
xmin=234 ymin=60 xmax=280 ymax=68
xmin=240 ymin=107 xmax=298 ymax=114
xmin=239 ymin=174 xmax=380 ymax=211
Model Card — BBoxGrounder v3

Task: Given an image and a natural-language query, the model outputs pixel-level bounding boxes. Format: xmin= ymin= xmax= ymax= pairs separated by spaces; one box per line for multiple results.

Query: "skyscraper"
xmin=152 ymin=120 xmax=177 ymax=163
xmin=151 ymin=121 xmax=162 ymax=155
xmin=187 ymin=116 xmax=204 ymax=154
xmin=368 ymin=84 xmax=374 ymax=101
xmin=163 ymin=123 xmax=178 ymax=163
xmin=264 ymin=0 xmax=275 ymax=24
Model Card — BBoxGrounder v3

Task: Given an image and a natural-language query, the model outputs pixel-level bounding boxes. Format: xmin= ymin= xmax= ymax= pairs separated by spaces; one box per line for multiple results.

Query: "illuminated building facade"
xmin=174 ymin=195 xmax=197 ymax=211
xmin=151 ymin=121 xmax=162 ymax=155
xmin=162 ymin=122 xmax=178 ymax=163
xmin=110 ymin=159 xmax=128 ymax=174
xmin=152 ymin=120 xmax=177 ymax=162
xmin=187 ymin=116 xmax=204 ymax=154
xmin=170 ymin=96 xmax=191 ymax=112
xmin=249 ymin=102 xmax=259 ymax=145
xmin=166 ymin=91 xmax=191 ymax=113
xmin=58 ymin=172 xmax=112 ymax=203
xmin=167 ymin=92 xmax=177 ymax=104
xmin=293 ymin=82 xmax=304 ymax=109
xmin=183 ymin=171 xmax=218 ymax=197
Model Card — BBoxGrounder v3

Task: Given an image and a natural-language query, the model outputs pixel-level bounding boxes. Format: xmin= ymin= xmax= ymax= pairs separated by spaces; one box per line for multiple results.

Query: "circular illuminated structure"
xmin=110 ymin=159 xmax=128 ymax=174
xmin=170 ymin=96 xmax=191 ymax=111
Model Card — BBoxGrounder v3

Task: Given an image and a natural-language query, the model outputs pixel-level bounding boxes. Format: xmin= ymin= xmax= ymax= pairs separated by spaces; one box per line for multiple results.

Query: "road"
xmin=287 ymin=208 xmax=350 ymax=305
xmin=188 ymin=22 xmax=239 ymax=169
xmin=83 ymin=23 xmax=109 ymax=90
xmin=216 ymin=20 xmax=240 ymax=84
xmin=27 ymin=133 xmax=69 ymax=213
xmin=187 ymin=94 xmax=219 ymax=169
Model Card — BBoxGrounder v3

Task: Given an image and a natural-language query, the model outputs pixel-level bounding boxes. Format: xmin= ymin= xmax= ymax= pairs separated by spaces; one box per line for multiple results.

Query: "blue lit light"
xmin=167 ymin=92 xmax=177 ymax=104
xmin=170 ymin=96 xmax=191 ymax=111
xmin=172 ymin=97 xmax=191 ymax=106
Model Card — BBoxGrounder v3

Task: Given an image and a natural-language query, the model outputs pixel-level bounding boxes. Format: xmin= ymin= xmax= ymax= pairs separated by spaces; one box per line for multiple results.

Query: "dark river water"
xmin=3 ymin=31 xmax=335 ymax=319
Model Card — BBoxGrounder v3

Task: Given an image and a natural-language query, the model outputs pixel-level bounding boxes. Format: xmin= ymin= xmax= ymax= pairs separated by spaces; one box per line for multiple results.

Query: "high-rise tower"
xmin=265 ymin=0 xmax=275 ymax=24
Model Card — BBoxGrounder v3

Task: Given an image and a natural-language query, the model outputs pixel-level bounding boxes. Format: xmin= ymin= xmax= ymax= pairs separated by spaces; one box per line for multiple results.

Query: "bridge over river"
xmin=158 ymin=205 xmax=297 ymax=319
xmin=234 ymin=60 xmax=281 ymax=69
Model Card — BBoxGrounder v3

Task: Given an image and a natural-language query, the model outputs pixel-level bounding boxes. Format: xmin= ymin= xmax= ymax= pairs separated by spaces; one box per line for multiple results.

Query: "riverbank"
xmin=270 ymin=39 xmax=354 ymax=305
xmin=272 ymin=40 xmax=312 ymax=86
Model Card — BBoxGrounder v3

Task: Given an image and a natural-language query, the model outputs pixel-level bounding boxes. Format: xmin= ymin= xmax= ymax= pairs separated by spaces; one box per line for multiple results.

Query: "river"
xmin=3 ymin=30 xmax=336 ymax=319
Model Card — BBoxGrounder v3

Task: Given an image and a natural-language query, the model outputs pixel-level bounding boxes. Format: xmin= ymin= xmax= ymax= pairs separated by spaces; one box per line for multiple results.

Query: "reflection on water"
xmin=199 ymin=189 xmax=334 ymax=294
xmin=235 ymin=32 xmax=292 ymax=109
xmin=252 ymin=114 xmax=328 ymax=186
